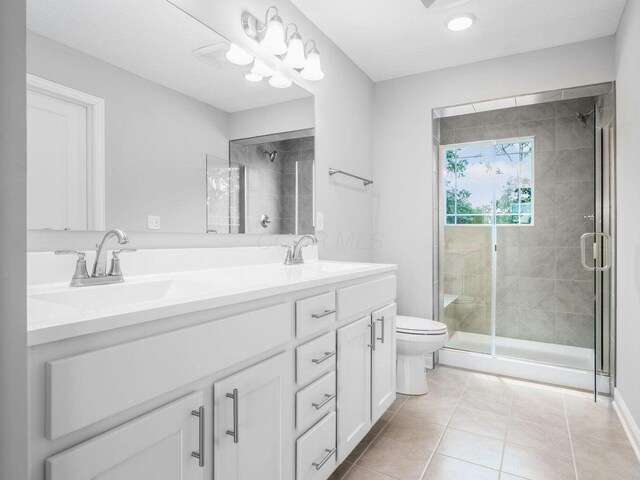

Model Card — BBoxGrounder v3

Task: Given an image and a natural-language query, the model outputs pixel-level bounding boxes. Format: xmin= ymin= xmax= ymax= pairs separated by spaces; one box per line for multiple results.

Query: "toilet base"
xmin=396 ymin=353 xmax=429 ymax=395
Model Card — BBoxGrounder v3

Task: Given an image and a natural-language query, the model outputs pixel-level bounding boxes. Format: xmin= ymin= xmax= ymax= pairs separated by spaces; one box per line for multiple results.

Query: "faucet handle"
xmin=108 ymin=249 xmax=136 ymax=277
xmin=112 ymin=248 xmax=137 ymax=258
xmin=55 ymin=250 xmax=90 ymax=283
xmin=55 ymin=250 xmax=86 ymax=259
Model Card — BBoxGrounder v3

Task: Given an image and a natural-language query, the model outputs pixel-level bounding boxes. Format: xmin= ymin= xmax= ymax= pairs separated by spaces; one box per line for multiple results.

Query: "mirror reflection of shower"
xmin=576 ymin=109 xmax=594 ymax=127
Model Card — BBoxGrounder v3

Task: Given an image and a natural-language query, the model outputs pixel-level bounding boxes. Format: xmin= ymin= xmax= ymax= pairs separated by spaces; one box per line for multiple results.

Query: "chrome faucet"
xmin=283 ymin=234 xmax=318 ymax=265
xmin=93 ymin=229 xmax=129 ymax=277
xmin=55 ymin=229 xmax=134 ymax=287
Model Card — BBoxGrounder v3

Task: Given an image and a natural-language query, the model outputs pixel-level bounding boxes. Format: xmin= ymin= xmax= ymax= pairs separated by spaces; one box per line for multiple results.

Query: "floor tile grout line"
xmin=419 ymin=371 xmax=472 ymax=480
xmin=498 ymin=385 xmax=515 ymax=475
xmin=562 ymin=393 xmax=580 ymax=480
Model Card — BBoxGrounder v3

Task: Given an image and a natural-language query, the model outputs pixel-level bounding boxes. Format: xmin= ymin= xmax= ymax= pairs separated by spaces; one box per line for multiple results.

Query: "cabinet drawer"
xmin=337 ymin=276 xmax=396 ymax=321
xmin=47 ymin=303 xmax=292 ymax=440
xmin=296 ymin=292 xmax=336 ymax=339
xmin=296 ymin=332 xmax=336 ymax=386
xmin=296 ymin=412 xmax=337 ymax=480
xmin=296 ymin=371 xmax=336 ymax=433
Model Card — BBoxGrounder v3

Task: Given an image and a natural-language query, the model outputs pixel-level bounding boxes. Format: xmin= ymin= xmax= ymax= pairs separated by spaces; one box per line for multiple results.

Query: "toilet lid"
xmin=396 ymin=316 xmax=447 ymax=335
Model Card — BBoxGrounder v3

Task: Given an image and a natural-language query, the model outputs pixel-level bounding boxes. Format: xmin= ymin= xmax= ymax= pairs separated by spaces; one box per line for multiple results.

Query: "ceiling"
xmin=27 ymin=0 xmax=311 ymax=113
xmin=291 ymin=0 xmax=628 ymax=82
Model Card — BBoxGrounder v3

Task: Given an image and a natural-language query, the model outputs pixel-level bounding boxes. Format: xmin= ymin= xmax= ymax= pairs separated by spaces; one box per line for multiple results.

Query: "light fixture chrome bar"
xmin=328 ymin=168 xmax=373 ymax=186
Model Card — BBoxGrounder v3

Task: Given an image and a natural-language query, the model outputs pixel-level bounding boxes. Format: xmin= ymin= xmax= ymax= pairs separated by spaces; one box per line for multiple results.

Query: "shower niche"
xmin=206 ymin=129 xmax=315 ymax=235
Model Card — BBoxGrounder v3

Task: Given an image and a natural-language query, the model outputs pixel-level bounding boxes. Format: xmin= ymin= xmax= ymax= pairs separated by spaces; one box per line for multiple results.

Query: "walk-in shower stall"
xmin=432 ymin=83 xmax=615 ymax=394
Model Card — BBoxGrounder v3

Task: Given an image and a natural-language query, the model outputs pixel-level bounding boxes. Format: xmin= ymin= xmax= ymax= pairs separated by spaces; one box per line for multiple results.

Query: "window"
xmin=444 ymin=138 xmax=533 ymax=225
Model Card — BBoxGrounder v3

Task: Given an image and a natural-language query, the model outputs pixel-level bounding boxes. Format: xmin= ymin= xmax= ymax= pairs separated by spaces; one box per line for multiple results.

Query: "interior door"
xmin=371 ymin=303 xmax=397 ymax=423
xmin=27 ymin=88 xmax=88 ymax=230
xmin=213 ymin=351 xmax=293 ymax=480
xmin=46 ymin=392 xmax=205 ymax=480
xmin=336 ymin=317 xmax=371 ymax=463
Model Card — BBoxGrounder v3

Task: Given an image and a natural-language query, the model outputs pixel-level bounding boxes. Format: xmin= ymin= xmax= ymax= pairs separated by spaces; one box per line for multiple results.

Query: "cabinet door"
xmin=46 ymin=392 xmax=205 ymax=480
xmin=214 ymin=351 xmax=294 ymax=480
xmin=371 ymin=303 xmax=397 ymax=423
xmin=336 ymin=317 xmax=372 ymax=463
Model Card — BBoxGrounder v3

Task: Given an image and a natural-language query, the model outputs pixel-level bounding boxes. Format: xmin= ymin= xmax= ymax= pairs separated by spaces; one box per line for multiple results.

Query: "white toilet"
xmin=396 ymin=315 xmax=449 ymax=395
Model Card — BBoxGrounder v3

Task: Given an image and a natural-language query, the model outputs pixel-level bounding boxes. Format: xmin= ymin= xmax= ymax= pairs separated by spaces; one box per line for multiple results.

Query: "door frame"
xmin=27 ymin=74 xmax=105 ymax=230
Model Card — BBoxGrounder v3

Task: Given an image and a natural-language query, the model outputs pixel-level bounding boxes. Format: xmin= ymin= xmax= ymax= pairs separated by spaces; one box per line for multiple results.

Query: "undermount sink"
xmin=29 ymin=279 xmax=213 ymax=311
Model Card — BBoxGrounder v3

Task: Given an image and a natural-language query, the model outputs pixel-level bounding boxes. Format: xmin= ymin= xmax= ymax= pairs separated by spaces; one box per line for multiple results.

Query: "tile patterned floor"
xmin=329 ymin=366 xmax=640 ymax=480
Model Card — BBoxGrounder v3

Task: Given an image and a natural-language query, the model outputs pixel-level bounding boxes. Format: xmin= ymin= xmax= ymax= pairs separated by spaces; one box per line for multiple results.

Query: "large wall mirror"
xmin=26 ymin=0 xmax=315 ymax=235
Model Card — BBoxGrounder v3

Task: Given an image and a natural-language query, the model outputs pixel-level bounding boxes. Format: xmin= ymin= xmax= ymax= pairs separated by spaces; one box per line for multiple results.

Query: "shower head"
xmin=576 ymin=109 xmax=594 ymax=128
xmin=264 ymin=149 xmax=278 ymax=162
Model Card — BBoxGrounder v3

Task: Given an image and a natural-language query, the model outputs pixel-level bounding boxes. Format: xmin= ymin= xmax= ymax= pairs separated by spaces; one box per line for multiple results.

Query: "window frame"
xmin=443 ymin=136 xmax=535 ymax=227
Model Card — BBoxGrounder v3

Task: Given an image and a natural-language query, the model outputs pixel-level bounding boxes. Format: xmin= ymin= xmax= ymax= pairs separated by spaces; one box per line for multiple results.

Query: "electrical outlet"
xmin=316 ymin=212 xmax=324 ymax=232
xmin=147 ymin=215 xmax=161 ymax=230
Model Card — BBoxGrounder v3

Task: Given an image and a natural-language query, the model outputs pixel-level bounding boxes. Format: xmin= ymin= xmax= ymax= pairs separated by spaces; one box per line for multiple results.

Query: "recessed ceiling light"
xmin=447 ymin=13 xmax=475 ymax=31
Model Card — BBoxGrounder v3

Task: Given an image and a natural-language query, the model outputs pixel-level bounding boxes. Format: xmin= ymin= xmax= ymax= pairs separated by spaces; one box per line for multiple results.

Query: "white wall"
xmin=614 ymin=0 xmax=640 ymax=428
xmin=371 ymin=37 xmax=616 ymax=318
xmin=0 ymin=0 xmax=28 ymax=478
xmin=29 ymin=0 xmax=375 ymax=262
xmin=229 ymin=97 xmax=314 ymax=140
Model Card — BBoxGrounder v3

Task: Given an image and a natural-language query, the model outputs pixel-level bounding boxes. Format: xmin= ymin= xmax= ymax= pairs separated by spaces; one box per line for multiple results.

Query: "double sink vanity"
xmin=27 ymin=245 xmax=398 ymax=480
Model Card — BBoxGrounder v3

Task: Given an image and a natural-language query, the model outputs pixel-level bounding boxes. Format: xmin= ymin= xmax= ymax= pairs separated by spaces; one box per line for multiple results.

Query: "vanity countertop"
xmin=27 ymin=260 xmax=397 ymax=346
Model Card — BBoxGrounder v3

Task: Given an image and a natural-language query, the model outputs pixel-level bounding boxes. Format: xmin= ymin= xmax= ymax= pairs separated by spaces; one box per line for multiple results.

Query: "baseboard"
xmin=613 ymin=388 xmax=640 ymax=462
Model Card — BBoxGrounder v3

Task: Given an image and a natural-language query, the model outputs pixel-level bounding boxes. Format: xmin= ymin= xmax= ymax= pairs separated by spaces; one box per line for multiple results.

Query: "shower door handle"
xmin=580 ymin=232 xmax=612 ymax=272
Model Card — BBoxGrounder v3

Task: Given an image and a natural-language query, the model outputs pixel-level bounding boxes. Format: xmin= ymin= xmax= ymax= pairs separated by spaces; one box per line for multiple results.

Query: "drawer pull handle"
xmin=312 ymin=393 xmax=336 ymax=410
xmin=190 ymin=406 xmax=205 ymax=467
xmin=312 ymin=351 xmax=336 ymax=364
xmin=376 ymin=316 xmax=385 ymax=344
xmin=312 ymin=447 xmax=337 ymax=471
xmin=226 ymin=389 xmax=239 ymax=444
xmin=311 ymin=309 xmax=336 ymax=319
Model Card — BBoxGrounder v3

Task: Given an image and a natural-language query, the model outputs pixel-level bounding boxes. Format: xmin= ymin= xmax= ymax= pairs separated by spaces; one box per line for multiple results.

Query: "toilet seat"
xmin=396 ymin=315 xmax=447 ymax=336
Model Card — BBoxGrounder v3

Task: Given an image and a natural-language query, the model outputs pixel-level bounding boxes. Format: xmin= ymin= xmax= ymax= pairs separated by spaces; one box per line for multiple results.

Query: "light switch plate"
xmin=147 ymin=215 xmax=160 ymax=230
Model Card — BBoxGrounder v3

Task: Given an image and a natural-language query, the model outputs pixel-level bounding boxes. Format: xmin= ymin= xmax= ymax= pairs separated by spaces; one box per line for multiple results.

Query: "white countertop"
xmin=28 ymin=260 xmax=396 ymax=346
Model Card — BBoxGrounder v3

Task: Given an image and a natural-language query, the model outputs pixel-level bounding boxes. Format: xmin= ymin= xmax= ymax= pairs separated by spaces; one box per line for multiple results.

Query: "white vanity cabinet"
xmin=46 ymin=392 xmax=205 ymax=480
xmin=29 ymin=267 xmax=397 ymax=480
xmin=213 ymin=351 xmax=294 ymax=480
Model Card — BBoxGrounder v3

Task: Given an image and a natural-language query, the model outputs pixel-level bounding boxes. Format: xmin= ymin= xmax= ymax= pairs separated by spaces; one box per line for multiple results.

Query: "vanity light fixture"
xmin=269 ymin=72 xmax=292 ymax=89
xmin=226 ymin=43 xmax=253 ymax=65
xmin=251 ymin=58 xmax=275 ymax=77
xmin=301 ymin=40 xmax=324 ymax=81
xmin=259 ymin=7 xmax=287 ymax=55
xmin=283 ymin=24 xmax=306 ymax=69
xmin=241 ymin=7 xmax=324 ymax=81
xmin=447 ymin=13 xmax=476 ymax=31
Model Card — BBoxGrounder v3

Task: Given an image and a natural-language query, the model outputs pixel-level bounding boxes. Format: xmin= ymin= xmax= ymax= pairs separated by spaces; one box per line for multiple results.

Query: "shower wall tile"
xmin=484 ymin=107 xmax=520 ymax=125
xmin=496 ymin=275 xmax=519 ymax=306
xmin=556 ymin=148 xmax=594 ymax=182
xmin=555 ymin=312 xmax=594 ymax=348
xmin=555 ymin=181 xmax=594 ymax=215
xmin=518 ymin=215 xmax=555 ymax=246
xmin=484 ymin=123 xmax=520 ymax=141
xmin=519 ymin=246 xmax=555 ymax=278
xmin=556 ymin=247 xmax=593 ymax=282
xmin=534 ymin=183 xmax=556 ymax=216
xmin=555 ymin=280 xmax=595 ymax=316
xmin=556 ymin=117 xmax=594 ymax=149
xmin=519 ymin=120 xmax=556 ymax=151
xmin=455 ymin=126 xmax=485 ymax=143
xmin=534 ymin=151 xmax=557 ymax=186
xmin=555 ymin=215 xmax=593 ymax=247
xmin=442 ymin=98 xmax=598 ymax=349
xmin=518 ymin=277 xmax=556 ymax=310
xmin=518 ymin=103 xmax=556 ymax=122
